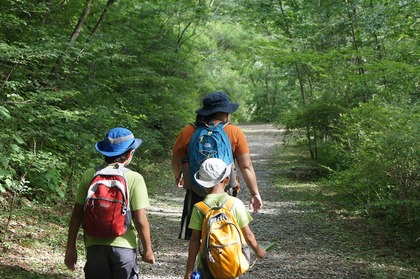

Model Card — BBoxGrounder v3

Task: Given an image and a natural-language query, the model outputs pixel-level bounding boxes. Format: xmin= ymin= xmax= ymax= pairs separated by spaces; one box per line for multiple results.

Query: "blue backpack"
xmin=188 ymin=122 xmax=234 ymax=197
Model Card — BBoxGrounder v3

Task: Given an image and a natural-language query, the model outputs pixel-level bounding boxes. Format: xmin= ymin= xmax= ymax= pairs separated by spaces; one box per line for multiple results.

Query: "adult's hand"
xmin=250 ymin=193 xmax=263 ymax=213
xmin=176 ymin=174 xmax=184 ymax=189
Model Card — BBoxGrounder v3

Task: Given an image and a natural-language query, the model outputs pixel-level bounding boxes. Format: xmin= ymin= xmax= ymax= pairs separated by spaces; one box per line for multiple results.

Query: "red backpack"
xmin=82 ymin=166 xmax=131 ymax=238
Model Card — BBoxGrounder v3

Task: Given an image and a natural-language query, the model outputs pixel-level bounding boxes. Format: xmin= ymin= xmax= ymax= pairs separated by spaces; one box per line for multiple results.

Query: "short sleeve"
xmin=75 ymin=168 xmax=96 ymax=205
xmin=188 ymin=206 xmax=204 ymax=231
xmin=172 ymin=124 xmax=195 ymax=159
xmin=231 ymin=199 xmax=253 ymax=228
xmin=234 ymin=127 xmax=250 ymax=155
xmin=126 ymin=171 xmax=150 ymax=211
xmin=224 ymin=124 xmax=250 ymax=156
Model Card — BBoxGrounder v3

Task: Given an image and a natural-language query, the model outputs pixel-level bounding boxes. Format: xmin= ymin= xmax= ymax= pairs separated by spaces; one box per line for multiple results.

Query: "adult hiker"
xmin=172 ymin=91 xmax=263 ymax=240
xmin=65 ymin=127 xmax=155 ymax=278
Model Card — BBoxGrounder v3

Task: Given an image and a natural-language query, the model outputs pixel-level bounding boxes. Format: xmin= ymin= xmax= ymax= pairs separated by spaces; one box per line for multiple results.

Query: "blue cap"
xmin=95 ymin=127 xmax=142 ymax=157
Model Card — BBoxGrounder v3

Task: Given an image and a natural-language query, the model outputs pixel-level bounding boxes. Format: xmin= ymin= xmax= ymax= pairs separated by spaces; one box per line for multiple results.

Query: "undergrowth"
xmin=272 ymin=143 xmax=420 ymax=278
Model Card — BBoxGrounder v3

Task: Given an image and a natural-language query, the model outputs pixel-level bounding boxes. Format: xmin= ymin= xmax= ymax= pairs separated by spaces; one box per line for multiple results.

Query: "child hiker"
xmin=184 ymin=158 xmax=266 ymax=279
xmin=65 ymin=127 xmax=155 ymax=279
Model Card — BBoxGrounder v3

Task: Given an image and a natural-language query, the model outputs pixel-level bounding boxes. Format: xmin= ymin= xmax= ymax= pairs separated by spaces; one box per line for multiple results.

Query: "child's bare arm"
xmin=64 ymin=203 xmax=84 ymax=270
xmin=241 ymin=225 xmax=266 ymax=258
xmin=133 ymin=209 xmax=155 ymax=264
xmin=185 ymin=230 xmax=201 ymax=279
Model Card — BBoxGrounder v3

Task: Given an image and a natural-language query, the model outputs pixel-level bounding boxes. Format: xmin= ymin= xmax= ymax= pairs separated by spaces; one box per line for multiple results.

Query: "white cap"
xmin=194 ymin=158 xmax=231 ymax=188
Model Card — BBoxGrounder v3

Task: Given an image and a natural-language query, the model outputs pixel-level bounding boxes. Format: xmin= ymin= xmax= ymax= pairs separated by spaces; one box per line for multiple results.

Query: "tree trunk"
xmin=51 ymin=0 xmax=93 ymax=76
xmin=279 ymin=0 xmax=315 ymax=158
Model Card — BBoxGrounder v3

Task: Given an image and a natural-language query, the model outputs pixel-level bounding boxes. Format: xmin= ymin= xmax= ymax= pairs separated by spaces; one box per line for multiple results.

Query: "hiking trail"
xmin=142 ymin=124 xmax=363 ymax=279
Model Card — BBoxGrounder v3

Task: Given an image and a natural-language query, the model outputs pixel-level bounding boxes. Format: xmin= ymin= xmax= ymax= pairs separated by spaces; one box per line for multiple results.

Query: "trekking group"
xmin=65 ymin=92 xmax=267 ymax=279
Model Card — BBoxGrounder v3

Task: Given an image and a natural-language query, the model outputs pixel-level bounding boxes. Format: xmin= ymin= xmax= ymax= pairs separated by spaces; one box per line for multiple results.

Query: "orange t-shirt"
xmin=172 ymin=123 xmax=249 ymax=160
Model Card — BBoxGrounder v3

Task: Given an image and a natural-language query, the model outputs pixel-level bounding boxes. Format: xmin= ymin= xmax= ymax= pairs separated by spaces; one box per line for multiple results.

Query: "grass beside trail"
xmin=0 ymin=200 xmax=84 ymax=278
xmin=272 ymin=143 xmax=420 ymax=279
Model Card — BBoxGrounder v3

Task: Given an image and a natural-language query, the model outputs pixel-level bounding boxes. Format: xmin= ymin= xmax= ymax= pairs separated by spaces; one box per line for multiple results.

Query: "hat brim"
xmin=95 ymin=138 xmax=142 ymax=157
xmin=194 ymin=166 xmax=231 ymax=188
xmin=195 ymin=103 xmax=239 ymax=116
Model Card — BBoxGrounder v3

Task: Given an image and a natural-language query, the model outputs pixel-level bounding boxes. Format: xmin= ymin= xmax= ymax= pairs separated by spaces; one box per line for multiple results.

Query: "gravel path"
xmin=141 ymin=124 xmax=364 ymax=279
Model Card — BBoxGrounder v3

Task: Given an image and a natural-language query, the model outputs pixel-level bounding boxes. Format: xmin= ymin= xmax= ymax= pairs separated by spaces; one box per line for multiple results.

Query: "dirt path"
xmin=141 ymin=124 xmax=363 ymax=279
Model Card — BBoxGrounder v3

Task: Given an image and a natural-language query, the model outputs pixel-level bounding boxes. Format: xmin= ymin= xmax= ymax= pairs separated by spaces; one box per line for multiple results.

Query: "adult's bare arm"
xmin=236 ymin=152 xmax=263 ymax=212
xmin=172 ymin=154 xmax=183 ymax=186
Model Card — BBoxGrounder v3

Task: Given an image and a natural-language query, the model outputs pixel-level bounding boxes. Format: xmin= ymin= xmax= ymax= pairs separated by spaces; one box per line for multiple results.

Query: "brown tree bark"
xmin=51 ymin=0 xmax=117 ymax=77
xmin=51 ymin=0 xmax=93 ymax=76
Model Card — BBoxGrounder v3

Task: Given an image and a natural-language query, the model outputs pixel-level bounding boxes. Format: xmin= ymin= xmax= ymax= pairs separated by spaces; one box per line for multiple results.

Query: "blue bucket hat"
xmin=195 ymin=92 xmax=239 ymax=116
xmin=95 ymin=127 xmax=142 ymax=157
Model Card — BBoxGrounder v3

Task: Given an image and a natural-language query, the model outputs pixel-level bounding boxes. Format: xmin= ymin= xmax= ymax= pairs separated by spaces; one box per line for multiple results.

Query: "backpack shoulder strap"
xmin=223 ymin=196 xmax=237 ymax=211
xmin=220 ymin=121 xmax=231 ymax=129
xmin=88 ymin=164 xmax=131 ymax=204
xmin=195 ymin=201 xmax=211 ymax=215
xmin=94 ymin=164 xmax=131 ymax=175
xmin=117 ymin=165 xmax=131 ymax=174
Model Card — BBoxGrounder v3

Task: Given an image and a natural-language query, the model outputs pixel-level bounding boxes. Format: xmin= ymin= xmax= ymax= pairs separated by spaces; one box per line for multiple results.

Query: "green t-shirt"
xmin=188 ymin=193 xmax=253 ymax=231
xmin=75 ymin=165 xmax=150 ymax=249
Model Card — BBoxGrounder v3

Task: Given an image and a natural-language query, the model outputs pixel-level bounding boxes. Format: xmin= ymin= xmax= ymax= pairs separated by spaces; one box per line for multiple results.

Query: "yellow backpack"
xmin=195 ymin=197 xmax=250 ymax=278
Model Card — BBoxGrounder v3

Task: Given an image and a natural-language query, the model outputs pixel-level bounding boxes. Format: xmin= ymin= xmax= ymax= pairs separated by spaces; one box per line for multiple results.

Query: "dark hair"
xmin=195 ymin=112 xmax=228 ymax=127
xmin=104 ymin=149 xmax=133 ymax=164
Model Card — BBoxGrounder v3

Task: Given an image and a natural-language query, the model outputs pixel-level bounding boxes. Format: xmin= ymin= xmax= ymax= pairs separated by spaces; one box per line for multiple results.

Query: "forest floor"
xmin=0 ymin=124 xmax=419 ymax=278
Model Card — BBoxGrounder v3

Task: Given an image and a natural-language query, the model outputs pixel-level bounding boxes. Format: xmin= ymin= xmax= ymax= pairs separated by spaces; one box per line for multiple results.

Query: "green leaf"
xmin=13 ymin=135 xmax=25 ymax=144
xmin=9 ymin=144 xmax=20 ymax=152
xmin=0 ymin=157 xmax=9 ymax=167
xmin=0 ymin=106 xmax=11 ymax=119
xmin=0 ymin=169 xmax=10 ymax=177
xmin=263 ymin=242 xmax=278 ymax=252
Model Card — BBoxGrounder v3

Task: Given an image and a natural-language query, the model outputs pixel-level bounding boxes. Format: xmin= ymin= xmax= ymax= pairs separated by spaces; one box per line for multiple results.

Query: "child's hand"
xmin=64 ymin=248 xmax=77 ymax=270
xmin=142 ymin=249 xmax=156 ymax=264
xmin=256 ymin=246 xmax=267 ymax=259
xmin=257 ymin=242 xmax=277 ymax=258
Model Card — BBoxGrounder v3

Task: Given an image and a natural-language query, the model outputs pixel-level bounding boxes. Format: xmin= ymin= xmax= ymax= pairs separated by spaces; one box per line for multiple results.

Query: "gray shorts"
xmin=84 ymin=245 xmax=139 ymax=279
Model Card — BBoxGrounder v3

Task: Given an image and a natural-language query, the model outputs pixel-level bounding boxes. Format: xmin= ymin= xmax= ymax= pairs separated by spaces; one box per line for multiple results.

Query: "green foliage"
xmin=0 ymin=0 xmax=418 ymax=248
xmin=335 ymin=101 xmax=419 ymax=199
xmin=0 ymin=0 xmax=419 ymax=276
xmin=243 ymin=0 xmax=420 ymax=245
xmin=0 ymin=0 xmax=211 ymax=202
xmin=322 ymin=101 xmax=419 ymax=236
xmin=369 ymin=199 xmax=420 ymax=237
xmin=0 ymin=89 xmax=86 ymax=199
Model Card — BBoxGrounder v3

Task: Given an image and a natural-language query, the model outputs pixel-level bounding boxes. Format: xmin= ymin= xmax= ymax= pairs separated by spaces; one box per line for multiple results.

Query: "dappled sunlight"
xmin=0 ymin=223 xmax=84 ymax=278
xmin=140 ymin=240 xmax=189 ymax=279
xmin=147 ymin=207 xmax=181 ymax=221
xmin=239 ymin=124 xmax=285 ymax=134
xmin=250 ymin=153 xmax=268 ymax=160
xmin=148 ymin=193 xmax=183 ymax=221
